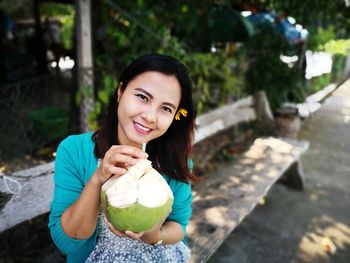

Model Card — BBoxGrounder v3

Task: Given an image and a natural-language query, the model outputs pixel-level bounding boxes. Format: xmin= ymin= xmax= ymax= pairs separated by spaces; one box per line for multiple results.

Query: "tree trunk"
xmin=33 ymin=0 xmax=47 ymax=74
xmin=253 ymin=91 xmax=276 ymax=135
xmin=344 ymin=49 xmax=350 ymax=81
xmin=76 ymin=0 xmax=94 ymax=132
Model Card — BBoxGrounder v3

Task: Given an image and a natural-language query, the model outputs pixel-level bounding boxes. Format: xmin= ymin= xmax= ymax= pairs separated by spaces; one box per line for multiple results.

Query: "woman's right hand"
xmin=92 ymin=145 xmax=148 ymax=186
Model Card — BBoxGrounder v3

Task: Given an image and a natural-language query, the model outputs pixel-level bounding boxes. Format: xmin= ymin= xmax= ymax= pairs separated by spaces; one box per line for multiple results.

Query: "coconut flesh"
xmin=101 ymin=159 xmax=174 ymax=232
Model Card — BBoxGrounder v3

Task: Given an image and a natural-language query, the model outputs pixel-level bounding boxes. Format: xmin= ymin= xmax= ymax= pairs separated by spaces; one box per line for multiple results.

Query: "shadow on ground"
xmin=208 ymin=81 xmax=350 ymax=263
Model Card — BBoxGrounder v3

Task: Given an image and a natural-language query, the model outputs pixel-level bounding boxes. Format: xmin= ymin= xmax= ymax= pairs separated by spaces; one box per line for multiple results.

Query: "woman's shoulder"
xmin=59 ymin=132 xmax=94 ymax=147
xmin=163 ymin=159 xmax=193 ymax=188
xmin=163 ymin=174 xmax=191 ymax=194
xmin=55 ymin=132 xmax=96 ymax=176
xmin=57 ymin=132 xmax=95 ymax=160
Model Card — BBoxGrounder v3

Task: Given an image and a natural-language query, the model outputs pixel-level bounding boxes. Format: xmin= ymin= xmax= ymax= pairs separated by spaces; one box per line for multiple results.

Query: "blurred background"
xmin=0 ymin=1 xmax=350 ymax=262
xmin=0 ymin=0 xmax=349 ymax=168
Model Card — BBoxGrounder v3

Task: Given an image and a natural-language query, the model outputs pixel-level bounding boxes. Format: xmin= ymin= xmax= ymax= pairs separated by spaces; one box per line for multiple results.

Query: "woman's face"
xmin=117 ymin=71 xmax=181 ymax=147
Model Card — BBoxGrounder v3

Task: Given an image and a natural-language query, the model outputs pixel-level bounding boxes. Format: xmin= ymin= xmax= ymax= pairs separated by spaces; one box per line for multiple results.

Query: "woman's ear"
xmin=117 ymin=82 xmax=123 ymax=102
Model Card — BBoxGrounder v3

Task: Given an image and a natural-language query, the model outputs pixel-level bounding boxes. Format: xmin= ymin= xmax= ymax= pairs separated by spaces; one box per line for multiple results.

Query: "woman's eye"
xmin=163 ymin=107 xmax=172 ymax=113
xmin=136 ymin=94 xmax=148 ymax=101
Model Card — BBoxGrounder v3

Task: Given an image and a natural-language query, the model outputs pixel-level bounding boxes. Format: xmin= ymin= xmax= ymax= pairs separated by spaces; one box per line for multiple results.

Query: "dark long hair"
xmin=93 ymin=54 xmax=197 ymax=183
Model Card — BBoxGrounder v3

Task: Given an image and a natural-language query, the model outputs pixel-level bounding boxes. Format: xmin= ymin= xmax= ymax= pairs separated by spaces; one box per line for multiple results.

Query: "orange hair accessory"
xmin=175 ymin=108 xmax=187 ymax=120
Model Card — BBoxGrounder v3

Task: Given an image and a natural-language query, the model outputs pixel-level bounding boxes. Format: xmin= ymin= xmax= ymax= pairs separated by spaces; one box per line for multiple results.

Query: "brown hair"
xmin=93 ymin=54 xmax=197 ymax=183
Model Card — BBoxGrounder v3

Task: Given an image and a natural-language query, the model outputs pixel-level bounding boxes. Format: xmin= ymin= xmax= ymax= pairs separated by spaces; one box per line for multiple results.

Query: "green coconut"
xmin=101 ymin=159 xmax=174 ymax=232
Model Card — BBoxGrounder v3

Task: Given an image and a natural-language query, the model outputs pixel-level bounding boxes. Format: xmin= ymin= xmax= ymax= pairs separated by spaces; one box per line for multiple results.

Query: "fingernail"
xmin=139 ymin=152 xmax=148 ymax=158
xmin=125 ymin=230 xmax=132 ymax=235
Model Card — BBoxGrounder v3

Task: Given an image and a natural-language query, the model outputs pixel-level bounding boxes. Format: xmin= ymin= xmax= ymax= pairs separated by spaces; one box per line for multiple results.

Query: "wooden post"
xmin=344 ymin=49 xmax=350 ymax=81
xmin=279 ymin=160 xmax=305 ymax=190
xmin=76 ymin=0 xmax=94 ymax=132
xmin=33 ymin=0 xmax=47 ymax=74
xmin=253 ymin=91 xmax=276 ymax=135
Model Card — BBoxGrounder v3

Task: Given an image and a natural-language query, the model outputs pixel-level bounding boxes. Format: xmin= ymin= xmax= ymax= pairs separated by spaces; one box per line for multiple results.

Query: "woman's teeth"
xmin=135 ymin=122 xmax=151 ymax=132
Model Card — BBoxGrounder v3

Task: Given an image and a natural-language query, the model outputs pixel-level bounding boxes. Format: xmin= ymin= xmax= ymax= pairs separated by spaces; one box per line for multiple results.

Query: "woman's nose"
xmin=141 ymin=108 xmax=157 ymax=123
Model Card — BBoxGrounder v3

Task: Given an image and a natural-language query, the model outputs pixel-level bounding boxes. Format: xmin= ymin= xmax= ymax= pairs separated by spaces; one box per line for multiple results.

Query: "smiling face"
xmin=117 ymin=71 xmax=181 ymax=147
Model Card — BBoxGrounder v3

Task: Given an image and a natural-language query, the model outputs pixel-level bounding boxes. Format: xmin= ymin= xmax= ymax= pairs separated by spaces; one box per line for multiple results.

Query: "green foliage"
xmin=0 ymin=0 xmax=32 ymax=19
xmin=59 ymin=13 xmax=74 ymax=50
xmin=40 ymin=3 xmax=73 ymax=16
xmin=331 ymin=53 xmax=346 ymax=82
xmin=91 ymin=0 xmax=241 ymax=125
xmin=40 ymin=3 xmax=75 ymax=50
xmin=87 ymin=73 xmax=118 ymax=129
xmin=233 ymin=0 xmax=350 ymax=37
xmin=243 ymin=28 xmax=305 ymax=110
xmin=321 ymin=38 xmax=350 ymax=83
xmin=307 ymin=26 xmax=336 ymax=51
xmin=305 ymin=74 xmax=331 ymax=95
xmin=89 ymin=0 xmax=348 ymax=125
xmin=171 ymin=3 xmax=255 ymax=51
xmin=232 ymin=0 xmax=350 ymax=110
xmin=181 ymin=52 xmax=238 ymax=114
xmin=76 ymin=84 xmax=93 ymax=106
xmin=323 ymin=39 xmax=350 ymax=56
xmin=309 ymin=37 xmax=350 ymax=84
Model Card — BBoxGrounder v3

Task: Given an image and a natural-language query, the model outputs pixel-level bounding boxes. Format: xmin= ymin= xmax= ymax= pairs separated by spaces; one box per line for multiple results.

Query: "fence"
xmin=0 ymin=75 xmax=72 ymax=161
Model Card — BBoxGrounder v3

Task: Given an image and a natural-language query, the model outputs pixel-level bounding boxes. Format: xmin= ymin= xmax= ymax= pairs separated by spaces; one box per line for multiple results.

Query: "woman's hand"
xmin=139 ymin=209 xmax=171 ymax=243
xmin=107 ymin=221 xmax=160 ymax=242
xmin=92 ymin=145 xmax=148 ymax=186
xmin=107 ymin=222 xmax=145 ymax=240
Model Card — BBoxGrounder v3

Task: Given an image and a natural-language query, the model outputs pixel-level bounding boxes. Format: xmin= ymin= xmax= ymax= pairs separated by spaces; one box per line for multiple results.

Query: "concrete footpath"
xmin=208 ymin=80 xmax=350 ymax=263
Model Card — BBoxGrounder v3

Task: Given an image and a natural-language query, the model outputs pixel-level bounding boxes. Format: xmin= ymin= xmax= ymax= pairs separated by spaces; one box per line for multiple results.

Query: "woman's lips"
xmin=133 ymin=121 xmax=152 ymax=135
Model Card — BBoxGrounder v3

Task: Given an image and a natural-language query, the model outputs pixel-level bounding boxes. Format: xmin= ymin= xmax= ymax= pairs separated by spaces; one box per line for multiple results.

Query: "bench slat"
xmin=187 ymin=137 xmax=309 ymax=263
xmin=0 ymin=162 xmax=54 ymax=233
xmin=194 ymin=96 xmax=256 ymax=143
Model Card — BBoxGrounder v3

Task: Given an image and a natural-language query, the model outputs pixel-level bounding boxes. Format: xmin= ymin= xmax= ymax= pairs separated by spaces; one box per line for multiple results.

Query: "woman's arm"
xmin=141 ymin=221 xmax=184 ymax=244
xmin=49 ymin=136 xmax=97 ymax=255
xmin=60 ymin=171 xmax=103 ymax=239
xmin=60 ymin=145 xmax=148 ymax=240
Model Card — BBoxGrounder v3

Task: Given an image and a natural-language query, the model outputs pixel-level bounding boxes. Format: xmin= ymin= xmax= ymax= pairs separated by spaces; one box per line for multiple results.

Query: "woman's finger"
xmin=105 ymin=165 xmax=128 ymax=177
xmin=110 ymin=145 xmax=148 ymax=159
xmin=125 ymin=230 xmax=144 ymax=240
xmin=107 ymin=222 xmax=127 ymax=237
xmin=108 ymin=154 xmax=139 ymax=167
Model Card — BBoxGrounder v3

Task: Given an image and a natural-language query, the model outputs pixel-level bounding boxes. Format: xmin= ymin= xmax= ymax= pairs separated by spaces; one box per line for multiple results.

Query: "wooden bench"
xmin=0 ymin=162 xmax=54 ymax=232
xmin=186 ymin=91 xmax=309 ymax=262
xmin=0 ymin=91 xmax=309 ymax=263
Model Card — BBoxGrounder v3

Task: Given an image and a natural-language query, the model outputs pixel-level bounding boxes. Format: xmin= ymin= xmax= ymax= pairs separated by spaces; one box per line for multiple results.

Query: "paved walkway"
xmin=208 ymin=80 xmax=350 ymax=263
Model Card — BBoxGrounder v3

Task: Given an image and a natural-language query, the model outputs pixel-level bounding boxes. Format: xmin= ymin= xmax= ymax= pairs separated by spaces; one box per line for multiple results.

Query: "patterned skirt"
xmin=85 ymin=213 xmax=191 ymax=263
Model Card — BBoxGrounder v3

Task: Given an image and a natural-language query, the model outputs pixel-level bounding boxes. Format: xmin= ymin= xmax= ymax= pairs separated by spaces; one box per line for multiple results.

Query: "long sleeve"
xmin=167 ymin=180 xmax=193 ymax=237
xmin=48 ymin=134 xmax=97 ymax=262
xmin=164 ymin=160 xmax=193 ymax=243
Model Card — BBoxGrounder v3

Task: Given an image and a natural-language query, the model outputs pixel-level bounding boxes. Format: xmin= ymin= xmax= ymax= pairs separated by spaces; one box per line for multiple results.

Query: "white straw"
xmin=141 ymin=142 xmax=147 ymax=152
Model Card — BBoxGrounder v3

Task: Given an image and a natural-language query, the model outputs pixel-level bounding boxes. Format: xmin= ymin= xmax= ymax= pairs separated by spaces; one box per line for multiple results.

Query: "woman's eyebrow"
xmin=163 ymin=102 xmax=176 ymax=110
xmin=135 ymin=87 xmax=153 ymax=99
xmin=135 ymin=87 xmax=177 ymax=110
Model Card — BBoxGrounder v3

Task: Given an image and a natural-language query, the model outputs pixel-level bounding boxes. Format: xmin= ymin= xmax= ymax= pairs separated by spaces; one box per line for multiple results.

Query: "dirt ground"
xmin=208 ymin=81 xmax=350 ymax=263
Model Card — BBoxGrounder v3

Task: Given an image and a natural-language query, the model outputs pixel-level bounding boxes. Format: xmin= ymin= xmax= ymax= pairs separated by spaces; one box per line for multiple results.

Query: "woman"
xmin=49 ymin=54 xmax=197 ymax=262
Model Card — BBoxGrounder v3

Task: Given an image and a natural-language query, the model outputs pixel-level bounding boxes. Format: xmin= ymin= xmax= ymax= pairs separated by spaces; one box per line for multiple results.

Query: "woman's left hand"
xmin=107 ymin=209 xmax=171 ymax=242
xmin=107 ymin=221 xmax=145 ymax=239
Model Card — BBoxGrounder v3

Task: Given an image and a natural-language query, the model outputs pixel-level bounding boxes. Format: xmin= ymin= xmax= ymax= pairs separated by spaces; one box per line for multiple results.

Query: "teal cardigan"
xmin=48 ymin=133 xmax=193 ymax=263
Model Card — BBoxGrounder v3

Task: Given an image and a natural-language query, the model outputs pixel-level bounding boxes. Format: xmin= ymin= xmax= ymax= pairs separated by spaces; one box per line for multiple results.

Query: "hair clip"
xmin=175 ymin=108 xmax=187 ymax=120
